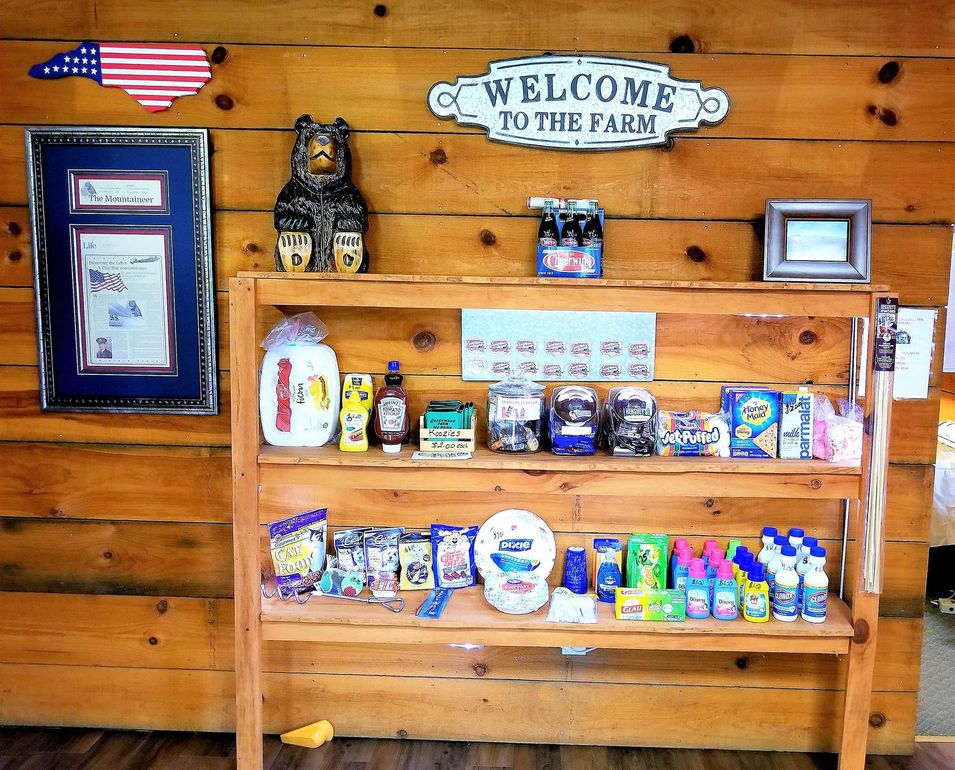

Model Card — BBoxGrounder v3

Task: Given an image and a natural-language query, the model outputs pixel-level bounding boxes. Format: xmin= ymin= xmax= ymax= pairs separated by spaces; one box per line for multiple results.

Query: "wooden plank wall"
xmin=1 ymin=0 xmax=953 ymax=755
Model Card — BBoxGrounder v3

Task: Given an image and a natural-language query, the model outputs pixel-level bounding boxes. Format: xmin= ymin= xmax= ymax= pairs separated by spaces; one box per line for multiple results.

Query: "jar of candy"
xmin=486 ymin=376 xmax=545 ymax=453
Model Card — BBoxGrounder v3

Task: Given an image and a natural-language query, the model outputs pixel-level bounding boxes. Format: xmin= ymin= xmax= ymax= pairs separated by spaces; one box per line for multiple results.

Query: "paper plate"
xmin=484 ymin=571 xmax=550 ymax=615
xmin=475 ymin=508 xmax=556 ymax=579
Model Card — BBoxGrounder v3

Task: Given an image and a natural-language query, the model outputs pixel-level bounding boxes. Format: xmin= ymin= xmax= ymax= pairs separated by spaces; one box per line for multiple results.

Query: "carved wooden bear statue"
xmin=273 ymin=115 xmax=369 ymax=273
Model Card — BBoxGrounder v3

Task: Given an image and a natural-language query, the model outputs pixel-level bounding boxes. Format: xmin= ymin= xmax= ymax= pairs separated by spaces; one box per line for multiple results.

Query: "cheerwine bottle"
xmin=560 ymin=202 xmax=583 ymax=247
xmin=538 ymin=199 xmax=559 ymax=247
xmin=582 ymin=201 xmax=603 ymax=248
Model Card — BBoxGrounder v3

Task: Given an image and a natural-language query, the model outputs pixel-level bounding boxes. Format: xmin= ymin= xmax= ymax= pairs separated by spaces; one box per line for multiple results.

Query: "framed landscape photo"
xmin=26 ymin=126 xmax=218 ymax=414
xmin=763 ymin=199 xmax=871 ymax=283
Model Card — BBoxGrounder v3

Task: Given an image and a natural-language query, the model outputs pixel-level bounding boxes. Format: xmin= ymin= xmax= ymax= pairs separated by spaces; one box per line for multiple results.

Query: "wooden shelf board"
xmin=258 ymin=446 xmax=862 ymax=499
xmin=239 ymin=272 xmax=887 ymax=293
xmin=238 ymin=273 xmax=886 ymax=318
xmin=258 ymin=444 xmax=860 ymax=475
xmin=261 ymin=587 xmax=853 ymax=655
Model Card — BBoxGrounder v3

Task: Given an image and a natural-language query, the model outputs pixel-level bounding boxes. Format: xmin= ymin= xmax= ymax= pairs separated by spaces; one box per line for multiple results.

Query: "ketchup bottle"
xmin=373 ymin=360 xmax=409 ymax=453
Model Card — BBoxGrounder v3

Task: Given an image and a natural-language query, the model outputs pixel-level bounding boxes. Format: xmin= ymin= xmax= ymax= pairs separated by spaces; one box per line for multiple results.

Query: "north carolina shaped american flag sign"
xmin=29 ymin=41 xmax=212 ymax=112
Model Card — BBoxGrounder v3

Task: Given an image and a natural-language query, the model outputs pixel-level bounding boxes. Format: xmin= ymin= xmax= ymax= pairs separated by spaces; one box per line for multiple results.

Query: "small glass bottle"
xmin=560 ymin=202 xmax=583 ymax=247
xmin=538 ymin=199 xmax=559 ymax=247
xmin=582 ymin=201 xmax=603 ymax=248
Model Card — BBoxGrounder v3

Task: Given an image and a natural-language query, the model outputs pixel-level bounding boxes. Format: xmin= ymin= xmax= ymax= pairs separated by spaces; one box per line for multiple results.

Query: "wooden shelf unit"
xmin=231 ymin=274 xmax=895 ymax=770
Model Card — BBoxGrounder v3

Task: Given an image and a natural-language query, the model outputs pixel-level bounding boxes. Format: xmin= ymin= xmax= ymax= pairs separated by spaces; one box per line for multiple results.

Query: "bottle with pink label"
xmin=685 ymin=558 xmax=710 ymax=619
xmin=712 ymin=560 xmax=739 ymax=620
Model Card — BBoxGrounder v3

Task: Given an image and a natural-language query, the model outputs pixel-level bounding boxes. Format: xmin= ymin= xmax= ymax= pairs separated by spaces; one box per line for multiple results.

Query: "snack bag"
xmin=334 ymin=528 xmax=370 ymax=586
xmin=431 ymin=524 xmax=479 ymax=588
xmin=655 ymin=410 xmax=729 ymax=457
xmin=363 ymin=527 xmax=403 ymax=597
xmin=267 ymin=509 xmax=327 ymax=599
xmin=399 ymin=532 xmax=435 ymax=590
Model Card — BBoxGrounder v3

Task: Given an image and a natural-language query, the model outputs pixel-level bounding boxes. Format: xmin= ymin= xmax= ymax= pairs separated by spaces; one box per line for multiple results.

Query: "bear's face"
xmin=291 ymin=114 xmax=352 ymax=192
xmin=307 ymin=132 xmax=338 ymax=175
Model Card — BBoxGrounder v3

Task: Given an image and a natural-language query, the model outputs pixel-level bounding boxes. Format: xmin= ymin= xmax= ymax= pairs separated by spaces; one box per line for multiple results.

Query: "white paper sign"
xmin=429 ymin=56 xmax=729 ymax=150
xmin=894 ymin=307 xmax=937 ymax=400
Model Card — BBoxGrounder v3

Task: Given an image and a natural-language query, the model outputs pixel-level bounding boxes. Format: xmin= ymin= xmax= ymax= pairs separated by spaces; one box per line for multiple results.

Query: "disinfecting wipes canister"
xmin=779 ymin=388 xmax=814 ymax=460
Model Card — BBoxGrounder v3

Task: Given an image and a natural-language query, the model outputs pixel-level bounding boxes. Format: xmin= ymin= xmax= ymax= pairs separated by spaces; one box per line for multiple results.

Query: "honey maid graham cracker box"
xmin=721 ymin=387 xmax=779 ymax=459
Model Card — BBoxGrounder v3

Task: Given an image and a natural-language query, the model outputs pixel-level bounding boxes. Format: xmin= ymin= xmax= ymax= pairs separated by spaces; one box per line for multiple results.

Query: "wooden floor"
xmin=1 ymin=730 xmax=955 ymax=770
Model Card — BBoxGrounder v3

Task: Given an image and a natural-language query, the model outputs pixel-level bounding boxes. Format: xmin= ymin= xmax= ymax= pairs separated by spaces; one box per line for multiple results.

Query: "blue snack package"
xmin=431 ymin=524 xmax=479 ymax=588
xmin=416 ymin=587 xmax=454 ymax=619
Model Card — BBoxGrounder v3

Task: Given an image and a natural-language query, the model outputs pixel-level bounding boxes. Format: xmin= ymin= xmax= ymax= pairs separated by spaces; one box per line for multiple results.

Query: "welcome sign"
xmin=428 ymin=55 xmax=730 ymax=150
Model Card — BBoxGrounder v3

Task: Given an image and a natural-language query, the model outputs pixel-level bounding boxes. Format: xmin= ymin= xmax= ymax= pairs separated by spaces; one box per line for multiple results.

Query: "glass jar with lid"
xmin=486 ymin=375 xmax=545 ymax=453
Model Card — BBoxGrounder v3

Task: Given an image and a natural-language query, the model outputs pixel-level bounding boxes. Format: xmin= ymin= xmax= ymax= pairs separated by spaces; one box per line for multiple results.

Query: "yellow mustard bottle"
xmin=339 ymin=373 xmax=373 ymax=452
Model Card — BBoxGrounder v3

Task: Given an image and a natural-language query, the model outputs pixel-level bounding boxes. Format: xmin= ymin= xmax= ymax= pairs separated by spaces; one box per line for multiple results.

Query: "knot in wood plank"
xmin=670 ymin=35 xmax=696 ymax=53
xmin=412 ymin=330 xmax=436 ymax=351
xmin=878 ymin=61 xmax=901 ymax=84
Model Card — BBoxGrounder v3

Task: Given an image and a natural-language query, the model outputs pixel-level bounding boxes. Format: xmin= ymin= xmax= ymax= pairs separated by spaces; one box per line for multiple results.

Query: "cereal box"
xmin=625 ymin=533 xmax=668 ymax=590
xmin=614 ymin=588 xmax=686 ymax=622
xmin=723 ymin=388 xmax=780 ymax=459
xmin=779 ymin=388 xmax=815 ymax=460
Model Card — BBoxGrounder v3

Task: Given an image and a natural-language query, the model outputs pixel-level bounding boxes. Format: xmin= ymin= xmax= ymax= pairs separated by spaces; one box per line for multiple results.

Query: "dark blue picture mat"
xmin=38 ymin=141 xmax=204 ymax=401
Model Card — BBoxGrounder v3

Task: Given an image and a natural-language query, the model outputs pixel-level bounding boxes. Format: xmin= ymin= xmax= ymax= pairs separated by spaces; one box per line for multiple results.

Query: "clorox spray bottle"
xmin=757 ymin=527 xmax=778 ymax=566
xmin=801 ymin=547 xmax=829 ymax=624
xmin=771 ymin=545 xmax=800 ymax=622
xmin=795 ymin=535 xmax=818 ymax=612
xmin=765 ymin=535 xmax=788 ymax=595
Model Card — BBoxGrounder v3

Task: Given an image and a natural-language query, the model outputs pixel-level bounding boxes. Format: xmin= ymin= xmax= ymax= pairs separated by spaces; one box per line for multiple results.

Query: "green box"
xmin=625 ymin=533 xmax=668 ymax=590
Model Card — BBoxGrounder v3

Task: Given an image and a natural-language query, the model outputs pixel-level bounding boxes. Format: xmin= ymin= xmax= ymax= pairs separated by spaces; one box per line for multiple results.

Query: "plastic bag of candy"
xmin=812 ymin=394 xmax=863 ymax=463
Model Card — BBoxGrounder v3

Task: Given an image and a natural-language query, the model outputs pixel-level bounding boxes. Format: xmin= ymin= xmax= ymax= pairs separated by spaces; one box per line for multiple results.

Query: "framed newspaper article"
xmin=25 ymin=127 xmax=217 ymax=414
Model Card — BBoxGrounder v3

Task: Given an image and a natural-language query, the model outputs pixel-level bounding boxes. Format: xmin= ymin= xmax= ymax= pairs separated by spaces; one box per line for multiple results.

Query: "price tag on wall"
xmin=894 ymin=307 xmax=937 ymax=400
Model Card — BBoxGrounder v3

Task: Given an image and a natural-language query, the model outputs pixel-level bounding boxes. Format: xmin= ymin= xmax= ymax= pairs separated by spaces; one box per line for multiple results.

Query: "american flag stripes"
xmin=29 ymin=41 xmax=212 ymax=112
xmin=89 ymin=269 xmax=128 ymax=293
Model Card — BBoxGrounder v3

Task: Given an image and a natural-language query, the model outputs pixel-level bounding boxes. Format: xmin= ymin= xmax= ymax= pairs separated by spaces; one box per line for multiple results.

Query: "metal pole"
xmin=839 ymin=320 xmax=860 ymax=599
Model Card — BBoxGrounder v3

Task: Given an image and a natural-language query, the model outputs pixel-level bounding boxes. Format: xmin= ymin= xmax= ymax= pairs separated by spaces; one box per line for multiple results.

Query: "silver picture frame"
xmin=763 ymin=199 xmax=871 ymax=283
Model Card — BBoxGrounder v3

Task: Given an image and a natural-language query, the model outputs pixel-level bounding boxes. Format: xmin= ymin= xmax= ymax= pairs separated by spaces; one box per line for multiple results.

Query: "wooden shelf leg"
xmin=838 ymin=592 xmax=880 ymax=770
xmin=231 ymin=278 xmax=264 ymax=770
